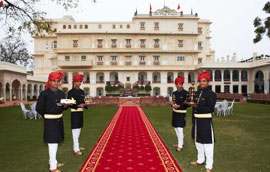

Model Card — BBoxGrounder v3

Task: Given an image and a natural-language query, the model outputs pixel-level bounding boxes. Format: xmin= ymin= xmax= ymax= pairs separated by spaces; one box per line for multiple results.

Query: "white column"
xmin=265 ymin=80 xmax=269 ymax=94
xmin=3 ymin=86 xmax=6 ymax=102
xmin=37 ymin=85 xmax=40 ymax=97
xmin=184 ymin=72 xmax=188 ymax=84
xmin=25 ymin=87 xmax=28 ymax=100
xmin=221 ymin=70 xmax=224 ymax=82
xmin=20 ymin=86 xmax=23 ymax=100
xmin=147 ymin=71 xmax=153 ymax=82
xmin=239 ymin=70 xmax=241 ymax=82
xmin=31 ymin=85 xmax=34 ymax=99
xmin=10 ymin=87 xmax=12 ymax=101
xmin=68 ymin=72 xmax=73 ymax=85
xmin=104 ymin=72 xmax=110 ymax=83
xmin=90 ymin=71 xmax=96 ymax=84
xmin=230 ymin=84 xmax=233 ymax=93
xmin=161 ymin=72 xmax=167 ymax=84
xmin=212 ymin=71 xmax=215 ymax=83
xmin=230 ymin=70 xmax=233 ymax=82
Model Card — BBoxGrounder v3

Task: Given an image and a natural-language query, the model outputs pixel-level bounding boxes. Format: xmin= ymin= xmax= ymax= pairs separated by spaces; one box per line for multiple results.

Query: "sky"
xmin=1 ymin=0 xmax=270 ymax=61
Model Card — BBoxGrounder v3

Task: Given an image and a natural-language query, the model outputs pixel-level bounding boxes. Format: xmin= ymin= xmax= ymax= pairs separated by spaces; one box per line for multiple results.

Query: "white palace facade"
xmin=26 ymin=7 xmax=270 ymax=98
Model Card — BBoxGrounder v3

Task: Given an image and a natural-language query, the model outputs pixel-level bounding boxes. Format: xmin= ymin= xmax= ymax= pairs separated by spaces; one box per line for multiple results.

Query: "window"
xmin=140 ymin=56 xmax=145 ymax=61
xmin=140 ymin=39 xmax=145 ymax=47
xmin=97 ymin=39 xmax=103 ymax=48
xmin=85 ymin=25 xmax=88 ymax=29
xmin=140 ymin=22 xmax=145 ymax=29
xmin=120 ymin=25 xmax=122 ymax=28
xmin=53 ymin=28 xmax=57 ymax=32
xmin=127 ymin=77 xmax=130 ymax=81
xmin=126 ymin=56 xmax=131 ymax=61
xmin=126 ymin=39 xmax=131 ymax=47
xmin=97 ymin=56 xmax=103 ymax=62
xmin=177 ymin=56 xmax=185 ymax=61
xmin=65 ymin=56 xmax=70 ymax=61
xmin=154 ymin=22 xmax=159 ymax=29
xmin=68 ymin=25 xmax=71 ymax=29
xmin=52 ymin=40 xmax=57 ymax=49
xmin=178 ymin=23 xmax=183 ymax=30
xmin=224 ymin=85 xmax=230 ymax=93
xmin=111 ymin=39 xmax=117 ymax=48
xmin=127 ymin=24 xmax=130 ymax=29
xmin=178 ymin=40 xmax=183 ymax=47
xmin=198 ymin=42 xmax=203 ymax=50
xmin=73 ymin=40 xmax=78 ymax=48
xmin=63 ymin=25 xmax=66 ymax=29
xmin=80 ymin=25 xmax=83 ymax=29
xmin=154 ymin=39 xmax=159 ymax=48
xmin=81 ymin=55 xmax=86 ymax=61
xmin=112 ymin=24 xmax=116 ymax=29
xmin=98 ymin=24 xmax=102 ymax=29
xmin=111 ymin=56 xmax=117 ymax=62
xmin=74 ymin=25 xmax=77 ymax=29
xmin=215 ymin=85 xmax=221 ymax=93
xmin=198 ymin=58 xmax=202 ymax=64
xmin=154 ymin=56 xmax=159 ymax=62
xmin=198 ymin=27 xmax=202 ymax=34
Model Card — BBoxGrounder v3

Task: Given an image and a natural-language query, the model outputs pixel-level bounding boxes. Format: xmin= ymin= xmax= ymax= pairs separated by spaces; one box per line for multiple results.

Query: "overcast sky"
xmin=1 ymin=0 xmax=270 ymax=61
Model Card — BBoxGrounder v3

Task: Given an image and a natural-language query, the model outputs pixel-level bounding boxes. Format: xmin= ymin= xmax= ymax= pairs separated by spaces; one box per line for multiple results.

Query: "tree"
xmin=253 ymin=1 xmax=270 ymax=43
xmin=0 ymin=36 xmax=33 ymax=66
xmin=0 ymin=0 xmax=96 ymax=36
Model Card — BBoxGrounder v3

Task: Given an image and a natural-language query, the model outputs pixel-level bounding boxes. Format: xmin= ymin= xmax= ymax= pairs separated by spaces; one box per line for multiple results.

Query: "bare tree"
xmin=0 ymin=36 xmax=34 ymax=66
xmin=254 ymin=1 xmax=270 ymax=43
xmin=0 ymin=0 xmax=96 ymax=36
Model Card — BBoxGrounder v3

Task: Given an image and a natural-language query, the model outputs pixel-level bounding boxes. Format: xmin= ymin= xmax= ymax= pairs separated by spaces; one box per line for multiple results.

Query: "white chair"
xmin=20 ymin=102 xmax=33 ymax=119
xmin=30 ymin=102 xmax=42 ymax=120
xmin=227 ymin=99 xmax=235 ymax=115
xmin=221 ymin=100 xmax=229 ymax=117
xmin=215 ymin=103 xmax=222 ymax=116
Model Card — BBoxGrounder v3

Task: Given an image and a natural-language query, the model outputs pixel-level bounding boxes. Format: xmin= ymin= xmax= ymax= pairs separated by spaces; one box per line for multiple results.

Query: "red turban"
xmin=46 ymin=72 xmax=64 ymax=89
xmin=198 ymin=71 xmax=211 ymax=81
xmin=72 ymin=74 xmax=84 ymax=88
xmin=175 ymin=76 xmax=184 ymax=84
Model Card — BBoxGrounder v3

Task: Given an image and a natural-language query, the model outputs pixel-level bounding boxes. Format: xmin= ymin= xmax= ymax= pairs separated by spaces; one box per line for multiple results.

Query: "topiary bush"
xmin=145 ymin=85 xmax=152 ymax=92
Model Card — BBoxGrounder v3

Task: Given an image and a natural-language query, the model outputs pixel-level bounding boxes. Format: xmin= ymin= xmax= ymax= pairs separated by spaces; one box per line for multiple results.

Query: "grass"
xmin=0 ymin=103 xmax=270 ymax=172
xmin=143 ymin=103 xmax=270 ymax=172
xmin=0 ymin=106 xmax=118 ymax=172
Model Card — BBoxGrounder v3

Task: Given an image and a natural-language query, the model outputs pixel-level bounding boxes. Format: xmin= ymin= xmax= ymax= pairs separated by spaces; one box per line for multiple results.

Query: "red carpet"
xmin=80 ymin=106 xmax=182 ymax=172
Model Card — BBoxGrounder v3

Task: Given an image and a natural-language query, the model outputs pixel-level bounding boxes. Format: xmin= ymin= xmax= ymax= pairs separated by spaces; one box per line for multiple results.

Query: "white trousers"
xmin=174 ymin=127 xmax=184 ymax=148
xmin=195 ymin=124 xmax=214 ymax=170
xmin=72 ymin=128 xmax=81 ymax=152
xmin=48 ymin=143 xmax=58 ymax=170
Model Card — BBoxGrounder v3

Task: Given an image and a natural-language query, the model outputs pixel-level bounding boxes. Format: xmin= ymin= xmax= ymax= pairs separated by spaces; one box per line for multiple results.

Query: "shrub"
xmin=112 ymin=85 xmax=117 ymax=91
xmin=105 ymin=84 xmax=112 ymax=92
xmin=140 ymin=85 xmax=145 ymax=91
xmin=145 ymin=85 xmax=152 ymax=92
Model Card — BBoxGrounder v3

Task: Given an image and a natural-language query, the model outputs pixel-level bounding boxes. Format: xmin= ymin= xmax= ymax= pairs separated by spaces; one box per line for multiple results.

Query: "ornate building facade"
xmin=32 ymin=7 xmax=270 ymax=97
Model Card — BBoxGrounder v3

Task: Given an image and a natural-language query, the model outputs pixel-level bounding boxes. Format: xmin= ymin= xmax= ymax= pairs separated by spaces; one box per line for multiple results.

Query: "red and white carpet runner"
xmin=80 ymin=106 xmax=182 ymax=172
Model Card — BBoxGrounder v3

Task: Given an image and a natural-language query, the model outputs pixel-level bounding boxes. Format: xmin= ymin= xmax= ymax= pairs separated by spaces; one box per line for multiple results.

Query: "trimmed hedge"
xmin=247 ymin=99 xmax=270 ymax=105
xmin=138 ymin=93 xmax=151 ymax=97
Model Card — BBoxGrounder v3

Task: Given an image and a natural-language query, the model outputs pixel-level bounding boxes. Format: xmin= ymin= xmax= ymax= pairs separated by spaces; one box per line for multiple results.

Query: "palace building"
xmin=28 ymin=6 xmax=270 ymax=98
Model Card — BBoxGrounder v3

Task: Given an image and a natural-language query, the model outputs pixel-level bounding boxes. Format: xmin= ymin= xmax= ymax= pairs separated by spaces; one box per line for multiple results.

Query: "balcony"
xmin=153 ymin=61 xmax=159 ymax=65
xmin=111 ymin=44 xmax=117 ymax=48
xmin=58 ymin=58 xmax=92 ymax=67
xmin=140 ymin=27 xmax=145 ymax=31
xmin=154 ymin=44 xmax=160 ymax=48
xmin=178 ymin=44 xmax=183 ymax=47
xmin=96 ymin=81 xmax=105 ymax=84
xmin=139 ymin=61 xmax=145 ymax=65
xmin=73 ymin=44 xmax=78 ymax=48
xmin=98 ymin=44 xmax=103 ymax=48
xmin=178 ymin=28 xmax=183 ymax=31
xmin=152 ymin=80 xmax=161 ymax=84
xmin=167 ymin=80 xmax=174 ymax=84
xmin=198 ymin=46 xmax=203 ymax=50
xmin=154 ymin=27 xmax=159 ymax=31
xmin=126 ymin=44 xmax=131 ymax=48
xmin=83 ymin=81 xmax=90 ymax=84
xmin=140 ymin=44 xmax=145 ymax=48
xmin=125 ymin=61 xmax=132 ymax=65
xmin=241 ymin=78 xmax=248 ymax=81
xmin=97 ymin=61 xmax=103 ymax=65
xmin=111 ymin=61 xmax=118 ymax=65
xmin=215 ymin=78 xmax=221 ymax=82
xmin=233 ymin=79 xmax=239 ymax=82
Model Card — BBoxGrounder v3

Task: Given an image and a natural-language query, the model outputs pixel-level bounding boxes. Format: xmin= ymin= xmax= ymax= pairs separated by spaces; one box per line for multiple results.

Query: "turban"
xmin=175 ymin=76 xmax=184 ymax=85
xmin=72 ymin=74 xmax=84 ymax=88
xmin=46 ymin=72 xmax=64 ymax=89
xmin=198 ymin=71 xmax=211 ymax=81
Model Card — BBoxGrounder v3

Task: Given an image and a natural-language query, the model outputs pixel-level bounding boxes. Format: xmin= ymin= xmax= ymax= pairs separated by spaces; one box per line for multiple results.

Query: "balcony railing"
xmin=125 ymin=61 xmax=132 ymax=65
xmin=167 ymin=80 xmax=174 ymax=83
xmin=133 ymin=81 xmax=151 ymax=86
xmin=198 ymin=46 xmax=203 ymax=50
xmin=97 ymin=61 xmax=103 ymax=65
xmin=241 ymin=78 xmax=248 ymax=81
xmin=98 ymin=44 xmax=103 ymax=48
xmin=111 ymin=44 xmax=117 ymax=48
xmin=96 ymin=81 xmax=105 ymax=84
xmin=58 ymin=58 xmax=92 ymax=67
xmin=233 ymin=78 xmax=239 ymax=81
xmin=152 ymin=80 xmax=161 ymax=84
xmin=111 ymin=61 xmax=117 ymax=65
xmin=154 ymin=44 xmax=160 ymax=48
xmin=83 ymin=81 xmax=90 ymax=84
xmin=140 ymin=61 xmax=145 ymax=65
xmin=215 ymin=78 xmax=221 ymax=82
xmin=153 ymin=61 xmax=159 ymax=65
xmin=140 ymin=44 xmax=145 ymax=48
xmin=126 ymin=44 xmax=131 ymax=48
xmin=178 ymin=44 xmax=183 ymax=47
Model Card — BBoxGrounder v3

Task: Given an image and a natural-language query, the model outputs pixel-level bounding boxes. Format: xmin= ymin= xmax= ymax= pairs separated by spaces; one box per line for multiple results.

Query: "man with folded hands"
xmin=67 ymin=74 xmax=88 ymax=156
xmin=36 ymin=72 xmax=71 ymax=172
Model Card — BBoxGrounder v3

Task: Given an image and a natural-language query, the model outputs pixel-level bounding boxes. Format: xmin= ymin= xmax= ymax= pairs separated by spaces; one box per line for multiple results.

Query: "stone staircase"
xmin=119 ymin=97 xmax=140 ymax=106
xmin=123 ymin=88 xmax=133 ymax=97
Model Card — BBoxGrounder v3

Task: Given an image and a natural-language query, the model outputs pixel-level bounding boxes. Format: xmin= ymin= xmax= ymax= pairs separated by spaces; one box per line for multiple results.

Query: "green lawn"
xmin=0 ymin=104 xmax=269 ymax=172
xmin=143 ymin=103 xmax=270 ymax=172
xmin=0 ymin=106 xmax=118 ymax=172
